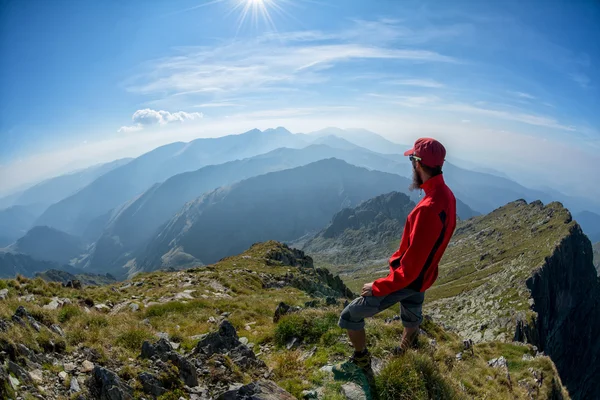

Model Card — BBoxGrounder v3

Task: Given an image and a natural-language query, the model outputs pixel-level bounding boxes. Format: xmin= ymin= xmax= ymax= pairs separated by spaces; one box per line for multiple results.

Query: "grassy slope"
xmin=0 ymin=241 xmax=567 ymax=399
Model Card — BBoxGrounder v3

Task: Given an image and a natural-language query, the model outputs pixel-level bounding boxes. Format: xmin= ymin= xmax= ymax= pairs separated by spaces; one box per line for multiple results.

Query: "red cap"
xmin=404 ymin=138 xmax=446 ymax=167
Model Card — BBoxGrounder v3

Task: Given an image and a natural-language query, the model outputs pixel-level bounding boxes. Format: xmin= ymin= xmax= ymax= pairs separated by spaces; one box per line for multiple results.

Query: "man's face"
xmin=409 ymin=160 xmax=423 ymax=191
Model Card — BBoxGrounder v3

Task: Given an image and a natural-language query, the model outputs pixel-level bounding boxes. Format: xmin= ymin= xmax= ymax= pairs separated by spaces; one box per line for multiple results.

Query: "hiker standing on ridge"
xmin=335 ymin=138 xmax=457 ymax=373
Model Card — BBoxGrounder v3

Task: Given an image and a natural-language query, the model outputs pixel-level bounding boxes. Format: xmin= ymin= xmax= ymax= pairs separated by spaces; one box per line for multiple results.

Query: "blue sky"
xmin=0 ymin=0 xmax=598 ymax=196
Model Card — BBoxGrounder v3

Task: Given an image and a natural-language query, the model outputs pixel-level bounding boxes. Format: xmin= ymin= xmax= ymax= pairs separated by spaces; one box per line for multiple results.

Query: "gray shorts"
xmin=338 ymin=288 xmax=425 ymax=331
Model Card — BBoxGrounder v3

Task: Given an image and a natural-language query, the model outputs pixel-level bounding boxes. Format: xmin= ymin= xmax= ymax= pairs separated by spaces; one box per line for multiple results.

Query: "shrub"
xmin=116 ymin=328 xmax=153 ymax=351
xmin=375 ymin=352 xmax=462 ymax=400
xmin=58 ymin=305 xmax=82 ymax=323
xmin=274 ymin=311 xmax=338 ymax=346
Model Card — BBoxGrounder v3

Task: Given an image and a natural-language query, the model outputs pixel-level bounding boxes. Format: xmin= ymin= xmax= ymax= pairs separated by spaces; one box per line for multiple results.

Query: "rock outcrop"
xmin=425 ymin=200 xmax=599 ymax=399
xmin=523 ymin=223 xmax=600 ymax=399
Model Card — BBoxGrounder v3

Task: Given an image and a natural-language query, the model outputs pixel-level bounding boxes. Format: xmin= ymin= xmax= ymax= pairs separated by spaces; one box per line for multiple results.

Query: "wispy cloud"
xmin=569 ymin=72 xmax=591 ymax=88
xmin=118 ymin=108 xmax=203 ymax=133
xmin=438 ymin=103 xmax=576 ymax=131
xmin=126 ymin=20 xmax=458 ymax=103
xmin=390 ymin=79 xmax=445 ymax=88
xmin=508 ymin=91 xmax=536 ymax=99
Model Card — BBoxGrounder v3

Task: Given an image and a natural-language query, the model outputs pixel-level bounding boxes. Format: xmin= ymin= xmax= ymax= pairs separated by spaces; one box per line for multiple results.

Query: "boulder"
xmin=0 ymin=288 xmax=8 ymax=300
xmin=196 ymin=320 xmax=240 ymax=356
xmin=138 ymin=372 xmax=167 ymax=397
xmin=70 ymin=376 xmax=81 ymax=393
xmin=140 ymin=338 xmax=198 ymax=387
xmin=81 ymin=360 xmax=95 ymax=373
xmin=273 ymin=302 xmax=301 ymax=323
xmin=8 ymin=361 xmax=31 ymax=383
xmin=341 ymin=382 xmax=367 ymax=400
xmin=88 ymin=366 xmax=133 ymax=400
xmin=218 ymin=380 xmax=296 ymax=400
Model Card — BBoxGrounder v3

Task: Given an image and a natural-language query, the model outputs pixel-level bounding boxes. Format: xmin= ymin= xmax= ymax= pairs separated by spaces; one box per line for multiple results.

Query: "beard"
xmin=409 ymin=163 xmax=423 ymax=191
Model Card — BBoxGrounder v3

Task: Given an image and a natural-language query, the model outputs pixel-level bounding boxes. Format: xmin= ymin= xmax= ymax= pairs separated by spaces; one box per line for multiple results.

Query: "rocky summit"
xmin=337 ymin=199 xmax=597 ymax=400
xmin=0 ymin=239 xmax=575 ymax=399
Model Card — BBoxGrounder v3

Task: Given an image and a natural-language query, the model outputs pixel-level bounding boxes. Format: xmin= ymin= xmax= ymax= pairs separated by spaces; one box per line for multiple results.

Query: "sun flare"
xmin=230 ymin=0 xmax=290 ymax=32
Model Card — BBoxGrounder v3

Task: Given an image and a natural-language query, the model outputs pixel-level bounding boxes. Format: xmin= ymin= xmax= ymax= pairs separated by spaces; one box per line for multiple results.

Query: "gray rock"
xmin=239 ymin=337 xmax=249 ymax=345
xmin=0 ymin=318 xmax=10 ymax=332
xmin=286 ymin=337 xmax=300 ymax=350
xmin=273 ymin=302 xmax=301 ymax=323
xmin=326 ymin=297 xmax=338 ymax=306
xmin=89 ymin=366 xmax=133 ymax=400
xmin=59 ymin=371 xmax=68 ymax=381
xmin=302 ymin=389 xmax=318 ymax=399
xmin=140 ymin=338 xmax=198 ymax=387
xmin=141 ymin=338 xmax=173 ymax=359
xmin=51 ymin=324 xmax=65 ymax=337
xmin=129 ymin=303 xmax=139 ymax=312
xmin=341 ymin=382 xmax=367 ymax=400
xmin=218 ymin=380 xmax=296 ymax=400
xmin=488 ymin=356 xmax=508 ymax=369
xmin=8 ymin=374 xmax=19 ymax=389
xmin=81 ymin=360 xmax=95 ymax=373
xmin=138 ymin=372 xmax=167 ymax=397
xmin=167 ymin=352 xmax=198 ymax=387
xmin=8 ymin=360 xmax=31 ymax=383
xmin=0 ymin=288 xmax=8 ymax=300
xmin=29 ymin=369 xmax=43 ymax=384
xmin=43 ymin=299 xmax=60 ymax=310
xmin=196 ymin=320 xmax=240 ymax=356
xmin=64 ymin=362 xmax=77 ymax=372
xmin=70 ymin=376 xmax=81 ymax=393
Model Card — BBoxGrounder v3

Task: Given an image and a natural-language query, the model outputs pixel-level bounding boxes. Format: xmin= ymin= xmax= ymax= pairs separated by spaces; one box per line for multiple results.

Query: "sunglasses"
xmin=409 ymin=155 xmax=422 ymax=162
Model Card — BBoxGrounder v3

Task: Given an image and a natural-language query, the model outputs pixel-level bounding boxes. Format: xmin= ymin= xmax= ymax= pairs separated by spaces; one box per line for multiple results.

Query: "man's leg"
xmin=347 ymin=328 xmax=366 ymax=353
xmin=396 ymin=291 xmax=425 ymax=354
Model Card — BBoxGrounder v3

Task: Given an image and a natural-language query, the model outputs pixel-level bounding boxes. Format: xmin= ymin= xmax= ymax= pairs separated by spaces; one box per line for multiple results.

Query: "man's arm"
xmin=371 ymin=207 xmax=443 ymax=296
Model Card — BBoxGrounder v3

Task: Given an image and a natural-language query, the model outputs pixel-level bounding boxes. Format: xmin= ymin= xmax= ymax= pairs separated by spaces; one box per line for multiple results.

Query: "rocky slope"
xmin=593 ymin=242 xmax=599 ymax=275
xmin=299 ymin=191 xmax=477 ymax=273
xmin=300 ymin=192 xmax=415 ymax=269
xmin=35 ymin=269 xmax=117 ymax=287
xmin=0 ymin=241 xmax=567 ymax=399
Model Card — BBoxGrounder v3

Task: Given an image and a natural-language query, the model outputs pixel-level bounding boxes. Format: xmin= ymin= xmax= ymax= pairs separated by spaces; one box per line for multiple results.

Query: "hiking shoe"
xmin=392 ymin=329 xmax=419 ymax=356
xmin=332 ymin=350 xmax=372 ymax=380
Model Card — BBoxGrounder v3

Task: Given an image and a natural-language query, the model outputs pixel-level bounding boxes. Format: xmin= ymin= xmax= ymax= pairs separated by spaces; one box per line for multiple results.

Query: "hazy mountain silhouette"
xmin=35 ymin=128 xmax=309 ymax=236
xmin=130 ymin=159 xmax=412 ymax=276
xmin=0 ymin=204 xmax=47 ymax=247
xmin=6 ymin=226 xmax=86 ymax=264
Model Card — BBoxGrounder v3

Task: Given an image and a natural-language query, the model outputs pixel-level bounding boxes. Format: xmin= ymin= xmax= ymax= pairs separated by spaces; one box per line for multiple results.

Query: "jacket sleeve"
xmin=371 ymin=207 xmax=443 ymax=296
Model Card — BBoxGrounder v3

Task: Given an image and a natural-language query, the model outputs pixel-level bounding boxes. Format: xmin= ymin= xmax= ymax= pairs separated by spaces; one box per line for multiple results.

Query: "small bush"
xmin=58 ymin=305 xmax=82 ymax=323
xmin=86 ymin=315 xmax=109 ymax=328
xmin=66 ymin=329 xmax=86 ymax=346
xmin=376 ymin=352 xmax=462 ymax=400
xmin=116 ymin=328 xmax=153 ymax=351
xmin=275 ymin=311 xmax=338 ymax=346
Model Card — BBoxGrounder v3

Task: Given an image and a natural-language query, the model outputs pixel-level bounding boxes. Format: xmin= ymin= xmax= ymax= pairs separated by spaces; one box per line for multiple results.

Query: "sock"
xmin=354 ymin=348 xmax=369 ymax=356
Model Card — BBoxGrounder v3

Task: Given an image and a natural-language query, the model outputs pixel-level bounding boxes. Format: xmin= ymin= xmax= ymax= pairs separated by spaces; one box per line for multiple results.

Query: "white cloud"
xmin=117 ymin=124 xmax=143 ymax=133
xmin=390 ymin=79 xmax=445 ymax=88
xmin=508 ymin=91 xmax=536 ymax=99
xmin=118 ymin=109 xmax=203 ymax=133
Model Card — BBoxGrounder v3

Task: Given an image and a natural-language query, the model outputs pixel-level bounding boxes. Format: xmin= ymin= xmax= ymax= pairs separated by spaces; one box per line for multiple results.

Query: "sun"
xmin=229 ymin=0 xmax=290 ymax=32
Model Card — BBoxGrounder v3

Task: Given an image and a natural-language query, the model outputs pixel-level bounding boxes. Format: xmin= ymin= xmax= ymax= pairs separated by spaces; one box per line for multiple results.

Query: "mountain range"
xmin=128 ymin=159 xmax=414 ymax=277
xmin=1 ymin=126 xmax=599 ymax=283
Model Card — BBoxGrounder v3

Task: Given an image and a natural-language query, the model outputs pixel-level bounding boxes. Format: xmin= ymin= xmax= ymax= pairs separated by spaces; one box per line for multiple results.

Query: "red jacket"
xmin=372 ymin=174 xmax=456 ymax=296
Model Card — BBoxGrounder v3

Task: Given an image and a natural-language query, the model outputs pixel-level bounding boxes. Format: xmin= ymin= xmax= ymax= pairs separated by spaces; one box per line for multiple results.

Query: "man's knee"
xmin=338 ymin=297 xmax=370 ymax=331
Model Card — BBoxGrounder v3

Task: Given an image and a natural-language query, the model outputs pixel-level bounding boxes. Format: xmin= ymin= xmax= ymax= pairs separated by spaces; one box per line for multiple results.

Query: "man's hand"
xmin=361 ymin=282 xmax=374 ymax=297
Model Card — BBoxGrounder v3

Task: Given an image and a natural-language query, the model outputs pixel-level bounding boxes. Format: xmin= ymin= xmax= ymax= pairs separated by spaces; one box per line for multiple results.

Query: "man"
xmin=335 ymin=137 xmax=457 ymax=373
